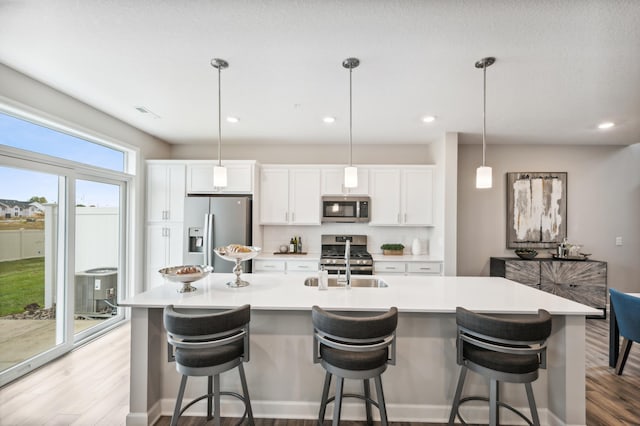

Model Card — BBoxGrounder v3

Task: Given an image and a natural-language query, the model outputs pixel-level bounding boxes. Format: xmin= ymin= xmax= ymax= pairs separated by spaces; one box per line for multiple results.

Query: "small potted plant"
xmin=381 ymin=243 xmax=405 ymax=255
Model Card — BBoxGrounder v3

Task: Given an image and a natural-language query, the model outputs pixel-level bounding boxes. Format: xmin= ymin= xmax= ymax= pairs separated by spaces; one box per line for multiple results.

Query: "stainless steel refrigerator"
xmin=183 ymin=195 xmax=253 ymax=273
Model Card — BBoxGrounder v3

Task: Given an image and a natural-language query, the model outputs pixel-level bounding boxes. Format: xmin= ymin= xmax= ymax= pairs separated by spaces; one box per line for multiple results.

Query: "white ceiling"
xmin=1 ymin=0 xmax=639 ymax=147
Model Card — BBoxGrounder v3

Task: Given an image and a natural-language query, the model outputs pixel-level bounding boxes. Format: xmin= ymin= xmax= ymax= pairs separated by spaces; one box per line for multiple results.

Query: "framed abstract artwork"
xmin=506 ymin=172 xmax=567 ymax=249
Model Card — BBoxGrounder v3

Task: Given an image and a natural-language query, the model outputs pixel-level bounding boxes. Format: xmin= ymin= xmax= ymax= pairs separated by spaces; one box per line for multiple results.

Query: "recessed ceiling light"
xmin=134 ymin=106 xmax=161 ymax=119
xmin=323 ymin=116 xmax=336 ymax=124
xmin=422 ymin=115 xmax=436 ymax=123
xmin=226 ymin=117 xmax=239 ymax=123
xmin=597 ymin=121 xmax=614 ymax=129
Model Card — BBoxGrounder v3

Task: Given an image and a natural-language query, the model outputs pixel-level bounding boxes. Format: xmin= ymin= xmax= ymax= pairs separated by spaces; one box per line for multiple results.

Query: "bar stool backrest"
xmin=164 ymin=304 xmax=251 ymax=362
xmin=455 ymin=307 xmax=552 ymax=368
xmin=312 ymin=305 xmax=398 ymax=365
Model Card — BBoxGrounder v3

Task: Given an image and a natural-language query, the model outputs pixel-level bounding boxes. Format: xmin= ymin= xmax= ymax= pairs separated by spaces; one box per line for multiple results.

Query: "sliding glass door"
xmin=0 ymin=166 xmax=65 ymax=379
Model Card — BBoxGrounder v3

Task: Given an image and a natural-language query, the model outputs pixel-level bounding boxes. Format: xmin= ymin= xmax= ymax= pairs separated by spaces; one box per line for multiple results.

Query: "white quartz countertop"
xmin=121 ymin=273 xmax=599 ymax=316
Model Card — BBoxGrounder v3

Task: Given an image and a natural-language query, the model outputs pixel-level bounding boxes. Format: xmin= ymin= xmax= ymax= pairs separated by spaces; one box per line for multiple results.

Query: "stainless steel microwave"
xmin=321 ymin=196 xmax=370 ymax=223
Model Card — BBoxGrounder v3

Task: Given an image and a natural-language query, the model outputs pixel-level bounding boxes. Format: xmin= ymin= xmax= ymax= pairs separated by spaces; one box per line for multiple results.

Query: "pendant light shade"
xmin=343 ymin=57 xmax=360 ymax=189
xmin=475 ymin=57 xmax=495 ymax=189
xmin=211 ymin=58 xmax=228 ymax=188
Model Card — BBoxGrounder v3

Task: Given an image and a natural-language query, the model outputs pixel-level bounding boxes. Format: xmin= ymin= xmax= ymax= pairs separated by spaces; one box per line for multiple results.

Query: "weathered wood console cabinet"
xmin=490 ymin=257 xmax=607 ymax=317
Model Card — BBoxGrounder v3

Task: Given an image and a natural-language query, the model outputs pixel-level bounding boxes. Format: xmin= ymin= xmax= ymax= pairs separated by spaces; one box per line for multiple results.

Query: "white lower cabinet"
xmin=374 ymin=261 xmax=442 ymax=276
xmin=146 ymin=223 xmax=184 ymax=288
xmin=254 ymin=259 xmax=319 ymax=274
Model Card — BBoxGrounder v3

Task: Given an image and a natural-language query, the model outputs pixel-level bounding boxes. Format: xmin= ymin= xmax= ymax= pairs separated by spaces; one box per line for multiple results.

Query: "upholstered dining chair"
xmin=609 ymin=288 xmax=640 ymax=375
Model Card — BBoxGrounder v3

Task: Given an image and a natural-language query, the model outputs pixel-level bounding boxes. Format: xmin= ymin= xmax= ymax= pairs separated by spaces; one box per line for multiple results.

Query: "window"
xmin=0 ymin=112 xmax=126 ymax=172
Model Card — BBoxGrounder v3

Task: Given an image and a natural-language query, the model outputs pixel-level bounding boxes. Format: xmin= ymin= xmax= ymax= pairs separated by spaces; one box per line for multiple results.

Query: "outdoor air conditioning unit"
xmin=74 ymin=267 xmax=117 ymax=316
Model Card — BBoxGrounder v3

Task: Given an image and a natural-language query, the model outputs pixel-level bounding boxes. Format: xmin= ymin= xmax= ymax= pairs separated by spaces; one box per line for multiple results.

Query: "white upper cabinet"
xmin=370 ymin=168 xmax=402 ymax=225
xmin=146 ymin=162 xmax=186 ymax=222
xmin=260 ymin=166 xmax=321 ymax=225
xmin=321 ymin=167 xmax=369 ymax=195
xmin=369 ymin=166 xmax=433 ymax=226
xmin=402 ymin=168 xmax=433 ymax=225
xmin=186 ymin=161 xmax=254 ymax=194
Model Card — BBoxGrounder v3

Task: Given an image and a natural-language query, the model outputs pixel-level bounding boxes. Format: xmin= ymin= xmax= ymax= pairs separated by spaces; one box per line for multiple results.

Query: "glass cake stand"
xmin=159 ymin=265 xmax=213 ymax=293
xmin=214 ymin=246 xmax=261 ymax=287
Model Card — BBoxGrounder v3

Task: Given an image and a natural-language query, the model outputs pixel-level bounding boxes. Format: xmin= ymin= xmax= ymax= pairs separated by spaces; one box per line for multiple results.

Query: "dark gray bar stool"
xmin=312 ymin=305 xmax=398 ymax=426
xmin=163 ymin=304 xmax=254 ymax=426
xmin=448 ymin=307 xmax=552 ymax=426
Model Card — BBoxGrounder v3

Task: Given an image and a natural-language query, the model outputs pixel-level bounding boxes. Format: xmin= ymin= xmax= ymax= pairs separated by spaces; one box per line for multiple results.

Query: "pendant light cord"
xmin=482 ymin=63 xmax=487 ymax=167
xmin=349 ymin=65 xmax=353 ymax=167
xmin=217 ymin=65 xmax=222 ymax=167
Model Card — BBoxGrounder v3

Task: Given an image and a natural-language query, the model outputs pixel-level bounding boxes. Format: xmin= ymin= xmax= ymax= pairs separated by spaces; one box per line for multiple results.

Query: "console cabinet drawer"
xmin=407 ymin=262 xmax=442 ymax=275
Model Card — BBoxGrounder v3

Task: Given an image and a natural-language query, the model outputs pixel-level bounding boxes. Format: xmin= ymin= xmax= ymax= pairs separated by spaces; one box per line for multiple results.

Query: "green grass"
xmin=0 ymin=257 xmax=45 ymax=316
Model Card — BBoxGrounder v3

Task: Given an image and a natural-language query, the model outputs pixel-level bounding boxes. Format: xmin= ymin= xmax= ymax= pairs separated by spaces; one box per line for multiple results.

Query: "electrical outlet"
xmin=615 ymin=236 xmax=623 ymax=246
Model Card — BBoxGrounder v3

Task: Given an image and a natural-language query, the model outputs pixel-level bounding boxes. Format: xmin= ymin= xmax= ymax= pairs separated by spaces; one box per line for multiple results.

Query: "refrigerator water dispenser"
xmin=188 ymin=227 xmax=204 ymax=253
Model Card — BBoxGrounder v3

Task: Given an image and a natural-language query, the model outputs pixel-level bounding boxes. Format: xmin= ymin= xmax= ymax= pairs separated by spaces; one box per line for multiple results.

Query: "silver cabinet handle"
xmin=397 ymin=213 xmax=400 ymax=223
xmin=385 ymin=266 xmax=396 ymax=270
xmin=297 ymin=265 xmax=309 ymax=269
xmin=263 ymin=265 xmax=275 ymax=268
xmin=292 ymin=212 xmax=295 ymax=222
xmin=404 ymin=213 xmax=407 ymax=223
xmin=285 ymin=212 xmax=289 ymax=222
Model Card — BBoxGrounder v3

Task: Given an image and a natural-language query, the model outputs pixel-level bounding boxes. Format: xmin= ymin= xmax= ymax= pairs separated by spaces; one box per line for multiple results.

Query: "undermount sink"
xmin=304 ymin=276 xmax=389 ymax=288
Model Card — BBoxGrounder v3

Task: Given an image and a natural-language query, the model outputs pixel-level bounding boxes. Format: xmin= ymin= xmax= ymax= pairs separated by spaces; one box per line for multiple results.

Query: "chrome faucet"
xmin=344 ymin=239 xmax=351 ymax=289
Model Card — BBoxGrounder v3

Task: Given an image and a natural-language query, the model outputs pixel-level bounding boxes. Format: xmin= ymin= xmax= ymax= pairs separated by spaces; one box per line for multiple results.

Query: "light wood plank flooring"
xmin=0 ymin=318 xmax=638 ymax=425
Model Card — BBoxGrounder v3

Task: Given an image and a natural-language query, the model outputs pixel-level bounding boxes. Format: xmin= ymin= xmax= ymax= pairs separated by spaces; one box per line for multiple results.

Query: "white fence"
xmin=0 ymin=229 xmax=44 ymax=262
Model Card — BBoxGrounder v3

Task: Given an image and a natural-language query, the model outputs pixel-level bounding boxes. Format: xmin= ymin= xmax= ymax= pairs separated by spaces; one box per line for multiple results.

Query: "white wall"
xmin=171 ymin=143 xmax=436 ymax=164
xmin=457 ymin=143 xmax=640 ymax=293
xmin=0 ymin=63 xmax=172 ymax=296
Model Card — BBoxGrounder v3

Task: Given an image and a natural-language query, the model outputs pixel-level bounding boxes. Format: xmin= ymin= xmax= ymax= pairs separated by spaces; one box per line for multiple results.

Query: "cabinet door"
xmin=290 ymin=168 xmax=321 ymax=225
xmin=321 ymin=167 xmax=369 ymax=195
xmin=146 ymin=223 xmax=183 ymax=288
xmin=403 ymin=168 xmax=433 ymax=225
xmin=260 ymin=168 xmax=290 ymax=224
xmin=147 ymin=163 xmax=185 ymax=222
xmin=540 ymin=261 xmax=606 ymax=308
xmin=504 ymin=260 xmax=540 ymax=287
xmin=187 ymin=163 xmax=253 ymax=194
xmin=370 ymin=168 xmax=402 ymax=225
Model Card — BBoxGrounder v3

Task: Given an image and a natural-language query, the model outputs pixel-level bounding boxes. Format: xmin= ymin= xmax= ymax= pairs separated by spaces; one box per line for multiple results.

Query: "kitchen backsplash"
xmin=262 ymin=224 xmax=435 ymax=256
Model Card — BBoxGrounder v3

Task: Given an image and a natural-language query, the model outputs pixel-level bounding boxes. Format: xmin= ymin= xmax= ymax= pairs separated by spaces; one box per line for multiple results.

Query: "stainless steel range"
xmin=320 ymin=234 xmax=373 ymax=275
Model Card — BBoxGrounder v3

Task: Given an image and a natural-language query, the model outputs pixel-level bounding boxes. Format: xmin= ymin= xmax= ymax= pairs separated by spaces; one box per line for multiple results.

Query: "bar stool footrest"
xmin=454 ymin=396 xmax=535 ymax=426
xmin=178 ymin=391 xmax=250 ymax=425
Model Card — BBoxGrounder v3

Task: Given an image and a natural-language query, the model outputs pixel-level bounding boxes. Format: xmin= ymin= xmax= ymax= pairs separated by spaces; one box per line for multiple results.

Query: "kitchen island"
xmin=121 ymin=273 xmax=598 ymax=425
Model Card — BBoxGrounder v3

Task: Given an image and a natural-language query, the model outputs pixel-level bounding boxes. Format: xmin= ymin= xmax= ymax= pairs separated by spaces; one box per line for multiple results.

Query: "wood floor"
xmin=0 ymin=317 xmax=638 ymax=425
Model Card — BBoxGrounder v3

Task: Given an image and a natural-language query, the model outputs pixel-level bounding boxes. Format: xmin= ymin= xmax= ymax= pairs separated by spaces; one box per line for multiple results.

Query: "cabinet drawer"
xmin=374 ymin=262 xmax=406 ymax=274
xmin=287 ymin=260 xmax=319 ymax=273
xmin=254 ymin=260 xmax=285 ymax=272
xmin=407 ymin=262 xmax=442 ymax=275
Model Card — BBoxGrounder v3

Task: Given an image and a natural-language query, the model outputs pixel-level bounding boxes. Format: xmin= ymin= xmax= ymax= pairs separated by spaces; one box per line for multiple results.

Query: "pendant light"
xmin=343 ymin=57 xmax=360 ymax=189
xmin=475 ymin=56 xmax=495 ymax=189
xmin=211 ymin=58 xmax=228 ymax=188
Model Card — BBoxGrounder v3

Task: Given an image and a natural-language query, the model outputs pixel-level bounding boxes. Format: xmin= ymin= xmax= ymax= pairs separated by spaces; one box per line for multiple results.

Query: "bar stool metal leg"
xmin=448 ymin=366 xmax=467 ymax=425
xmin=525 ymin=382 xmax=540 ymax=426
xmin=374 ymin=375 xmax=388 ymax=426
xmin=489 ymin=379 xmax=498 ymax=426
xmin=207 ymin=376 xmax=213 ymax=420
xmin=318 ymin=372 xmax=332 ymax=424
xmin=171 ymin=375 xmax=188 ymax=426
xmin=332 ymin=377 xmax=344 ymax=426
xmin=238 ymin=363 xmax=255 ymax=424
xmin=213 ymin=374 xmax=221 ymax=426
xmin=364 ymin=379 xmax=373 ymax=425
